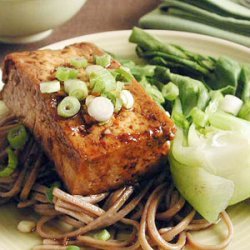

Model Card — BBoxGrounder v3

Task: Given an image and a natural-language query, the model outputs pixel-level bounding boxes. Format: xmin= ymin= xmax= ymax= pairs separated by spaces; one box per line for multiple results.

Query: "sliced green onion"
xmin=190 ymin=107 xmax=208 ymax=127
xmin=102 ymin=91 xmax=116 ymax=104
xmin=0 ymin=101 xmax=9 ymax=119
xmin=46 ymin=182 xmax=61 ymax=203
xmin=162 ymin=82 xmax=179 ymax=101
xmin=87 ymin=96 xmax=114 ymax=122
xmin=0 ymin=148 xmax=18 ymax=177
xmin=95 ymin=54 xmax=112 ymax=68
xmin=56 ymin=67 xmax=78 ymax=81
xmin=57 ymin=96 xmax=81 ymax=118
xmin=40 ymin=81 xmax=60 ymax=94
xmin=91 ymin=79 xmax=106 ymax=94
xmin=114 ymin=97 xmax=123 ymax=113
xmin=64 ymin=79 xmax=88 ymax=101
xmin=116 ymin=66 xmax=134 ymax=83
xmin=64 ymin=79 xmax=74 ymax=93
xmin=89 ymin=69 xmax=116 ymax=93
xmin=85 ymin=95 xmax=95 ymax=106
xmin=110 ymin=69 xmax=119 ymax=79
xmin=93 ymin=229 xmax=111 ymax=241
xmin=85 ymin=65 xmax=104 ymax=76
xmin=102 ymin=86 xmax=124 ymax=113
xmin=116 ymin=81 xmax=124 ymax=92
xmin=69 ymin=88 xmax=88 ymax=101
xmin=120 ymin=90 xmax=134 ymax=109
xmin=70 ymin=57 xmax=88 ymax=68
xmin=7 ymin=125 xmax=28 ymax=149
xmin=66 ymin=246 xmax=80 ymax=250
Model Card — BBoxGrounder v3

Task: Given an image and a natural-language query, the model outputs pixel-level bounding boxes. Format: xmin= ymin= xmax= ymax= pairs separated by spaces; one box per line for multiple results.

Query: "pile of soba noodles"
xmin=0 ymin=114 xmax=233 ymax=250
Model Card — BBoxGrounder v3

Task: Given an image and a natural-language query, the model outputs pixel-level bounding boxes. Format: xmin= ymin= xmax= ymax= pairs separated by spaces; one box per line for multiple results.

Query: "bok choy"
xmin=127 ymin=28 xmax=250 ymax=222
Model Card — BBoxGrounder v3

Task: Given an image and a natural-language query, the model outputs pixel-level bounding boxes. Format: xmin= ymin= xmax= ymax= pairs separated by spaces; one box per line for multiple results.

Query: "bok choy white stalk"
xmin=170 ymin=86 xmax=250 ymax=222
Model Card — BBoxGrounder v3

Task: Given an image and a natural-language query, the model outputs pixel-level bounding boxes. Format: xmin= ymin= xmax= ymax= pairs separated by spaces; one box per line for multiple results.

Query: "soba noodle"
xmin=0 ymin=115 xmax=234 ymax=250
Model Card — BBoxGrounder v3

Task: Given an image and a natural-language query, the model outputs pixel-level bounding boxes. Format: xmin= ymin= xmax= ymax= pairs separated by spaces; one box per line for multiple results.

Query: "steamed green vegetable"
xmin=140 ymin=77 xmax=165 ymax=104
xmin=157 ymin=67 xmax=210 ymax=115
xmin=167 ymin=78 xmax=250 ymax=221
xmin=237 ymin=65 xmax=250 ymax=101
xmin=207 ymin=56 xmax=241 ymax=94
xmin=130 ymin=27 xmax=214 ymax=76
xmin=120 ymin=60 xmax=164 ymax=104
xmin=129 ymin=27 xmax=187 ymax=59
xmin=161 ymin=82 xmax=179 ymax=101
xmin=238 ymin=100 xmax=250 ymax=121
xmin=170 ymin=150 xmax=234 ymax=222
xmin=169 ymin=87 xmax=250 ymax=221
xmin=126 ymin=28 xmax=250 ymax=222
xmin=129 ymin=27 xmax=249 ymax=96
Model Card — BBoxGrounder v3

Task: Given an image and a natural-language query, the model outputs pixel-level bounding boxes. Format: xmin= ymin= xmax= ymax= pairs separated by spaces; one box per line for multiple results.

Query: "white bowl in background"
xmin=0 ymin=0 xmax=87 ymax=44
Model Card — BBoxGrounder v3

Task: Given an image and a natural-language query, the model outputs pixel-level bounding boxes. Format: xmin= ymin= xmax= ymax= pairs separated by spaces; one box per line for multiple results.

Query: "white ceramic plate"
xmin=0 ymin=30 xmax=250 ymax=250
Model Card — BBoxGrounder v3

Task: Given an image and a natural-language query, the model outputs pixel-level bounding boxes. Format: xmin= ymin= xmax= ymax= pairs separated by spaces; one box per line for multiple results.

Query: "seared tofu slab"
xmin=1 ymin=43 xmax=175 ymax=195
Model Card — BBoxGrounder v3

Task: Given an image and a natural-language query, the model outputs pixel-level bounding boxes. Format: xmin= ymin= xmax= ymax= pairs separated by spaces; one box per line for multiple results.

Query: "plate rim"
xmin=41 ymin=29 xmax=250 ymax=54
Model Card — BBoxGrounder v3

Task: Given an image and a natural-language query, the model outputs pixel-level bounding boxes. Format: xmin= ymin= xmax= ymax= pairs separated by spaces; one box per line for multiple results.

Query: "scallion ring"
xmin=40 ymin=81 xmax=60 ymax=94
xmin=0 ymin=148 xmax=18 ymax=177
xmin=66 ymin=246 xmax=80 ymax=250
xmin=114 ymin=97 xmax=123 ymax=113
xmin=120 ymin=90 xmax=134 ymax=109
xmin=7 ymin=125 xmax=28 ymax=150
xmin=70 ymin=57 xmax=88 ymax=68
xmin=102 ymin=91 xmax=116 ymax=104
xmin=116 ymin=66 xmax=134 ymax=83
xmin=64 ymin=79 xmax=88 ymax=101
xmin=57 ymin=96 xmax=81 ymax=118
xmin=89 ymin=69 xmax=116 ymax=93
xmin=116 ymin=81 xmax=124 ymax=92
xmin=95 ymin=54 xmax=112 ymax=68
xmin=92 ymin=229 xmax=111 ymax=241
xmin=46 ymin=182 xmax=61 ymax=203
xmin=87 ymin=96 xmax=114 ymax=122
xmin=85 ymin=95 xmax=95 ymax=106
xmin=55 ymin=67 xmax=78 ymax=81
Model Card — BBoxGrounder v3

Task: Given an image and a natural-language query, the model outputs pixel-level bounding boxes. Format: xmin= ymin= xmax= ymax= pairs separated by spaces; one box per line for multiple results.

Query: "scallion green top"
xmin=39 ymin=53 xmax=135 ymax=121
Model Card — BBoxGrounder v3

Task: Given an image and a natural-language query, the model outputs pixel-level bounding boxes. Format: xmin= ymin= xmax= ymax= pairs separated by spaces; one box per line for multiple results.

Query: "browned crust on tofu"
xmin=1 ymin=42 xmax=175 ymax=195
